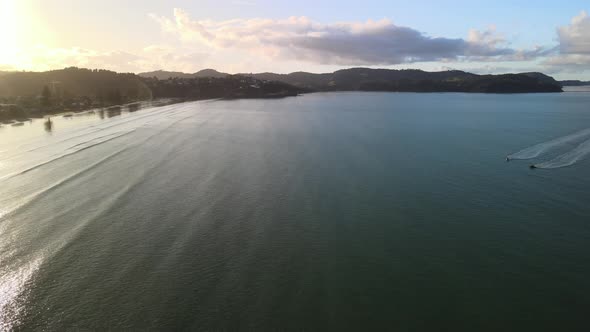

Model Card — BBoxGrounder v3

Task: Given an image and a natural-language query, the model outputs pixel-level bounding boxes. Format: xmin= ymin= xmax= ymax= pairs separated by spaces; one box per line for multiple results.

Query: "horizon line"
xmin=3 ymin=66 xmax=586 ymax=80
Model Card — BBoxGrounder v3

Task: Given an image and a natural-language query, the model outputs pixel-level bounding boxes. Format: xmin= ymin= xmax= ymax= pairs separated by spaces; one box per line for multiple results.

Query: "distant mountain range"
xmin=560 ymin=80 xmax=590 ymax=86
xmin=139 ymin=68 xmax=563 ymax=93
xmin=0 ymin=68 xmax=566 ymax=102
xmin=139 ymin=69 xmax=228 ymax=80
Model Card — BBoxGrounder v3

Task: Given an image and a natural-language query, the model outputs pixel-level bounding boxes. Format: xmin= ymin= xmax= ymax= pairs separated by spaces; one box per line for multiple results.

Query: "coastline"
xmin=0 ymin=99 xmax=184 ymax=125
xmin=1 ymin=87 xmax=575 ymax=125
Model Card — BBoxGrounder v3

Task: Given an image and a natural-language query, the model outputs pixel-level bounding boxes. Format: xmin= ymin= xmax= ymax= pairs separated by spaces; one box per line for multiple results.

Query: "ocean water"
xmin=1 ymin=92 xmax=589 ymax=330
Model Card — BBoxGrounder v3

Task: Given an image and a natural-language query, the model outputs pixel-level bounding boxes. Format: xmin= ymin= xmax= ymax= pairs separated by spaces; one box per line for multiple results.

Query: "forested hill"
xmin=0 ymin=66 xmax=564 ymax=122
xmin=0 ymin=68 xmax=154 ymax=122
xmin=0 ymin=67 xmax=152 ymax=101
xmin=142 ymin=68 xmax=563 ymax=93
xmin=139 ymin=69 xmax=228 ymax=80
xmin=0 ymin=67 xmax=563 ymax=104
xmin=246 ymin=68 xmax=563 ymax=93
xmin=0 ymin=68 xmax=303 ymax=122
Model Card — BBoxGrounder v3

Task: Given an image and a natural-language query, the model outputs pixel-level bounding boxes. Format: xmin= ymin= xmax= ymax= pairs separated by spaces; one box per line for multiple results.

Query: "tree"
xmin=107 ymin=89 xmax=122 ymax=104
xmin=126 ymin=87 xmax=139 ymax=100
xmin=96 ymin=89 xmax=105 ymax=105
xmin=41 ymin=85 xmax=52 ymax=107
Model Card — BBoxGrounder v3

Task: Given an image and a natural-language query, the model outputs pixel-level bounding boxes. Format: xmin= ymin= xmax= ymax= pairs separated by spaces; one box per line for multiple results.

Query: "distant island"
xmin=0 ymin=66 xmax=566 ymax=123
xmin=559 ymin=80 xmax=590 ymax=86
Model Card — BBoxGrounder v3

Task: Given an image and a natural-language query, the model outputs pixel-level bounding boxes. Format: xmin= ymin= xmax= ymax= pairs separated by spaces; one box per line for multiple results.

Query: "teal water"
xmin=1 ymin=92 xmax=589 ymax=330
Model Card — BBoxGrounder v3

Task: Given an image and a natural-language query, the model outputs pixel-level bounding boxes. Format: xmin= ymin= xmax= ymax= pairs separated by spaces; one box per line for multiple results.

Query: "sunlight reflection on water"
xmin=0 ymin=257 xmax=43 ymax=331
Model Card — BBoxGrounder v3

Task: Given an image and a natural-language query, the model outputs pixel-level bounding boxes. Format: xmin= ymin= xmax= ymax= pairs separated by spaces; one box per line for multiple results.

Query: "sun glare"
xmin=0 ymin=0 xmax=22 ymax=67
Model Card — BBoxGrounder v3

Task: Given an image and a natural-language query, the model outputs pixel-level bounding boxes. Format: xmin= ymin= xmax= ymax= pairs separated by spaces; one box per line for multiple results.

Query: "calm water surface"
xmin=1 ymin=92 xmax=589 ymax=330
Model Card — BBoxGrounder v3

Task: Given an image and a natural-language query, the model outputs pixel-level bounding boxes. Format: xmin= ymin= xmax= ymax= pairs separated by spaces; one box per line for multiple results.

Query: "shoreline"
xmin=0 ymin=98 xmax=185 ymax=125
xmin=2 ymin=87 xmax=582 ymax=125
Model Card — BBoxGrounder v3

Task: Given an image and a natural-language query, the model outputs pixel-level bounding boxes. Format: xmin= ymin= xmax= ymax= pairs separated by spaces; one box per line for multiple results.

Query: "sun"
xmin=0 ymin=0 xmax=21 ymax=67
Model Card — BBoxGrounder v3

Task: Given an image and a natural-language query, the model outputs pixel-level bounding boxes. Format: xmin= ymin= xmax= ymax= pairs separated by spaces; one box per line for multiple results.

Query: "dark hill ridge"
xmin=194 ymin=69 xmax=228 ymax=78
xmin=138 ymin=70 xmax=196 ymax=80
xmin=142 ymin=75 xmax=303 ymax=100
xmin=139 ymin=69 xmax=228 ymax=80
xmin=245 ymin=68 xmax=562 ymax=93
xmin=0 ymin=66 xmax=565 ymax=122
xmin=560 ymin=80 xmax=590 ymax=86
xmin=0 ymin=67 xmax=152 ymax=99
xmin=141 ymin=67 xmax=562 ymax=93
xmin=0 ymin=68 xmax=153 ymax=122
xmin=0 ymin=67 xmax=564 ymax=101
xmin=0 ymin=68 xmax=302 ymax=122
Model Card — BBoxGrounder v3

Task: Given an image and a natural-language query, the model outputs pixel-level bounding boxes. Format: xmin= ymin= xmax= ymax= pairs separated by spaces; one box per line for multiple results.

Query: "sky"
xmin=0 ymin=0 xmax=589 ymax=79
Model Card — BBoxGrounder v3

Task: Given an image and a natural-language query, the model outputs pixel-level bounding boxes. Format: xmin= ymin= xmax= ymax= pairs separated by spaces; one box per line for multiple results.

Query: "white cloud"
xmin=544 ymin=54 xmax=590 ymax=72
xmin=2 ymin=8 xmax=588 ymax=77
xmin=0 ymin=44 xmax=210 ymax=73
xmin=544 ymin=11 xmax=590 ymax=72
xmin=2 ymin=46 xmax=141 ymax=72
xmin=0 ymin=64 xmax=16 ymax=71
xmin=139 ymin=45 xmax=209 ymax=72
xmin=150 ymin=8 xmax=536 ymax=66
xmin=557 ymin=11 xmax=590 ymax=55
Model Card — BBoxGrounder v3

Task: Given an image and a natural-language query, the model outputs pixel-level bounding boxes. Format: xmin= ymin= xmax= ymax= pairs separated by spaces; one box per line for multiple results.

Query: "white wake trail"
xmin=533 ymin=138 xmax=590 ymax=169
xmin=508 ymin=128 xmax=590 ymax=160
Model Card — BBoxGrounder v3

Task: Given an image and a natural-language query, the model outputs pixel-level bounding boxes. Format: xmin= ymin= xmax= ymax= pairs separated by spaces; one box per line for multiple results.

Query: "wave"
xmin=508 ymin=128 xmax=590 ymax=160
xmin=533 ymin=138 xmax=590 ymax=169
xmin=0 ymin=256 xmax=43 ymax=331
xmin=0 ymin=146 xmax=133 ymax=222
xmin=0 ymin=102 xmax=205 ymax=330
xmin=0 ymin=104 xmax=184 ymax=162
xmin=0 ymin=110 xmax=198 ymax=220
xmin=0 ymin=106 xmax=195 ymax=180
xmin=0 ymin=130 xmax=136 ymax=182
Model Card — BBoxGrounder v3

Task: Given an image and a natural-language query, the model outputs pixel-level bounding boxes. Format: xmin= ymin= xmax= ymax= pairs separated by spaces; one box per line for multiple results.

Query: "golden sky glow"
xmin=0 ymin=0 xmax=54 ymax=70
xmin=0 ymin=1 xmax=588 ymax=79
xmin=0 ymin=0 xmax=19 ymax=65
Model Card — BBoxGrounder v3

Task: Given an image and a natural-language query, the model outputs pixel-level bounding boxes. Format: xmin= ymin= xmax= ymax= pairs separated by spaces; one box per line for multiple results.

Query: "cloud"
xmin=150 ymin=8 xmax=536 ymax=66
xmin=544 ymin=54 xmax=590 ymax=72
xmin=3 ymin=9 xmax=587 ymax=77
xmin=140 ymin=45 xmax=209 ymax=72
xmin=544 ymin=11 xmax=590 ymax=72
xmin=557 ymin=11 xmax=590 ymax=55
xmin=231 ymin=0 xmax=256 ymax=6
xmin=0 ymin=64 xmax=16 ymax=71
xmin=7 ymin=46 xmax=142 ymax=72
xmin=0 ymin=44 xmax=210 ymax=73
